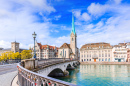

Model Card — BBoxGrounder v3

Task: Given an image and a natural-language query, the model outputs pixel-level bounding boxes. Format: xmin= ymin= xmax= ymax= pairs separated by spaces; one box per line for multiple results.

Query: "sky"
xmin=0 ymin=0 xmax=130 ymax=49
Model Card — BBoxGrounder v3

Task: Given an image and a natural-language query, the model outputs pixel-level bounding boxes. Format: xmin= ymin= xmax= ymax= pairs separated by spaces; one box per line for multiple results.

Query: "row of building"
xmin=0 ymin=12 xmax=130 ymax=63
xmin=80 ymin=42 xmax=130 ymax=62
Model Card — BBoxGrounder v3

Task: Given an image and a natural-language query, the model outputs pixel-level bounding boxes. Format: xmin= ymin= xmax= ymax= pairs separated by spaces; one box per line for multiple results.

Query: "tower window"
xmin=72 ymin=38 xmax=73 ymax=41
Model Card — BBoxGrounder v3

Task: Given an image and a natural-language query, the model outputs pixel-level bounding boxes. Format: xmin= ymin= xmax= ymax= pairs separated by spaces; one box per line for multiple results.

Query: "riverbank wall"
xmin=80 ymin=62 xmax=130 ymax=65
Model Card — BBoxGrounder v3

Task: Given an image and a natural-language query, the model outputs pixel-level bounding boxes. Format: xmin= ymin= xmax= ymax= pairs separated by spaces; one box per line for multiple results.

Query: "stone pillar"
xmin=22 ymin=59 xmax=38 ymax=70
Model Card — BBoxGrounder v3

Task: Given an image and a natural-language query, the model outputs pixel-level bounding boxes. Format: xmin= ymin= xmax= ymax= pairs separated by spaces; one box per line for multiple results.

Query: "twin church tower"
xmin=58 ymin=12 xmax=78 ymax=59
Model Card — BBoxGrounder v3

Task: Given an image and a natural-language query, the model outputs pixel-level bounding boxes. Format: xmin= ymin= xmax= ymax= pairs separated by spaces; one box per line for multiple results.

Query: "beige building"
xmin=80 ymin=42 xmax=113 ymax=62
xmin=113 ymin=43 xmax=127 ymax=62
xmin=33 ymin=41 xmax=58 ymax=59
xmin=126 ymin=43 xmax=130 ymax=62
xmin=58 ymin=12 xmax=78 ymax=59
xmin=0 ymin=41 xmax=26 ymax=56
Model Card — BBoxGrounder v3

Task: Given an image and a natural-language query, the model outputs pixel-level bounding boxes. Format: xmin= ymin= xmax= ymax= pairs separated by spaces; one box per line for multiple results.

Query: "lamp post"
xmin=63 ymin=48 xmax=65 ymax=61
xmin=32 ymin=32 xmax=37 ymax=59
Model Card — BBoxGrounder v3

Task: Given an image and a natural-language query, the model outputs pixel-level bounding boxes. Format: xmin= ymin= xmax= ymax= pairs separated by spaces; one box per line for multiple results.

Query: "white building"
xmin=80 ymin=42 xmax=113 ymax=62
xmin=112 ymin=43 xmax=127 ymax=62
xmin=33 ymin=41 xmax=58 ymax=59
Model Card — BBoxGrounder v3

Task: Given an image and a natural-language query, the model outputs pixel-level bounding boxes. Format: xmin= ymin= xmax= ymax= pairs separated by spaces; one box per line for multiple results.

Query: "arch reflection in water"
xmin=55 ymin=65 xmax=130 ymax=86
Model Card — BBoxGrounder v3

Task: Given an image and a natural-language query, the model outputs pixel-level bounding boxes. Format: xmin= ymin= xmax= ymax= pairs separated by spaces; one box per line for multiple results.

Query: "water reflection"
xmin=55 ymin=65 xmax=130 ymax=86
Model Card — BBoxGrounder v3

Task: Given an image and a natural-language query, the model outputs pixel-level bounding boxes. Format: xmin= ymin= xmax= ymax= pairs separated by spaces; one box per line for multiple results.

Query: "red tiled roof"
xmin=37 ymin=43 xmax=58 ymax=50
xmin=59 ymin=43 xmax=70 ymax=49
xmin=80 ymin=42 xmax=112 ymax=49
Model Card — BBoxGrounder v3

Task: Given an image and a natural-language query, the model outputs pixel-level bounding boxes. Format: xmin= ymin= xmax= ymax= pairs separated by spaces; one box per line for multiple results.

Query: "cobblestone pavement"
xmin=0 ymin=64 xmax=17 ymax=86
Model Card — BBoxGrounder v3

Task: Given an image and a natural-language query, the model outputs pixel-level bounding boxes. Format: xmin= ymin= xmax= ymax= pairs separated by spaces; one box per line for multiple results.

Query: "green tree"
xmin=21 ymin=50 xmax=32 ymax=59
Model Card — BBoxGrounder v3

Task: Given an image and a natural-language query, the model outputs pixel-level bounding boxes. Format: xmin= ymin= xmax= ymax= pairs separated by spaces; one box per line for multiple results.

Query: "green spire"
xmin=71 ymin=11 xmax=76 ymax=35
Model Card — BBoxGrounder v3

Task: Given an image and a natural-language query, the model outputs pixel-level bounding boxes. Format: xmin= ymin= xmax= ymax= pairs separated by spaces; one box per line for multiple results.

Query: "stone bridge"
xmin=17 ymin=58 xmax=80 ymax=86
xmin=38 ymin=60 xmax=79 ymax=77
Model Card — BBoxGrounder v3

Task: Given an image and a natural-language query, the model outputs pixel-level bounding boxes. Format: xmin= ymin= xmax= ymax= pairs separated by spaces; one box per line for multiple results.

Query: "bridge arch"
xmin=48 ymin=68 xmax=64 ymax=77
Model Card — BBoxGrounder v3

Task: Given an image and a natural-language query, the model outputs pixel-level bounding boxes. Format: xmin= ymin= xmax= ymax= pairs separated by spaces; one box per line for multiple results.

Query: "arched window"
xmin=72 ymin=38 xmax=73 ymax=41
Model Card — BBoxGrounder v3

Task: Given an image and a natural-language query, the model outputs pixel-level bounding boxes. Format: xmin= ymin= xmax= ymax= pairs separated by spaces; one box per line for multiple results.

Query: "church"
xmin=58 ymin=12 xmax=79 ymax=59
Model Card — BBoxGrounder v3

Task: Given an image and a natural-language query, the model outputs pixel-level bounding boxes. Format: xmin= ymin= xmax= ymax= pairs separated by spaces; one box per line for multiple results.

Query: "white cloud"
xmin=0 ymin=40 xmax=10 ymax=48
xmin=87 ymin=3 xmax=109 ymax=17
xmin=110 ymin=0 xmax=122 ymax=4
xmin=54 ymin=15 xmax=61 ymax=20
xmin=74 ymin=10 xmax=91 ymax=22
xmin=0 ymin=0 xmax=56 ymax=49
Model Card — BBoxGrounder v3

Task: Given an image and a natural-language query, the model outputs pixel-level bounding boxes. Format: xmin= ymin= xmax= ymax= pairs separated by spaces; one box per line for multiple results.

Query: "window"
xmin=102 ymin=54 xmax=104 ymax=57
xmin=61 ymin=51 xmax=62 ymax=56
xmin=99 ymin=59 xmax=101 ymax=61
xmin=108 ymin=54 xmax=110 ymax=57
xmin=105 ymin=58 xmax=107 ymax=61
xmin=99 ymin=54 xmax=101 ymax=57
xmin=102 ymin=58 xmax=104 ymax=61
xmin=72 ymin=38 xmax=73 ymax=41
xmin=65 ymin=51 xmax=66 ymax=57
xmin=108 ymin=58 xmax=110 ymax=62
xmin=105 ymin=54 xmax=107 ymax=57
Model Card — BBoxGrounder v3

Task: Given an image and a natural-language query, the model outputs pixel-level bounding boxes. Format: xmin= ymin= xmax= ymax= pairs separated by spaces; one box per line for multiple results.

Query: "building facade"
xmin=33 ymin=41 xmax=58 ymax=59
xmin=80 ymin=42 xmax=129 ymax=62
xmin=80 ymin=43 xmax=113 ymax=62
xmin=112 ymin=43 xmax=127 ymax=62
xmin=126 ymin=43 xmax=130 ymax=62
xmin=58 ymin=12 xmax=78 ymax=59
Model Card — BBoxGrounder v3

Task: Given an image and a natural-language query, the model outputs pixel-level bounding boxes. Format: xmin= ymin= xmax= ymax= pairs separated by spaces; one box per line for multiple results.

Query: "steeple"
xmin=71 ymin=10 xmax=76 ymax=35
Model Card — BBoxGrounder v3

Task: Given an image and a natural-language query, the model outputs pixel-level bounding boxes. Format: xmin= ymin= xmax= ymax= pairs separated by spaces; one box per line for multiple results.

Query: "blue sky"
xmin=0 ymin=0 xmax=130 ymax=49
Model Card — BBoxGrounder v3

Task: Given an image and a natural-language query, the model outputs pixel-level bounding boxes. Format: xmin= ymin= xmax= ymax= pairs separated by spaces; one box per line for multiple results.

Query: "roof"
xmin=19 ymin=48 xmax=28 ymax=50
xmin=80 ymin=42 xmax=112 ymax=50
xmin=71 ymin=12 xmax=76 ymax=35
xmin=11 ymin=41 xmax=19 ymax=44
xmin=59 ymin=43 xmax=70 ymax=49
xmin=37 ymin=43 xmax=58 ymax=50
xmin=1 ymin=48 xmax=11 ymax=51
xmin=113 ymin=43 xmax=126 ymax=47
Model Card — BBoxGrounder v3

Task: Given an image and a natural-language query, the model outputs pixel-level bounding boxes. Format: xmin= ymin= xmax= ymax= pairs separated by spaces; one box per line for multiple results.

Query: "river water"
xmin=55 ymin=64 xmax=130 ymax=86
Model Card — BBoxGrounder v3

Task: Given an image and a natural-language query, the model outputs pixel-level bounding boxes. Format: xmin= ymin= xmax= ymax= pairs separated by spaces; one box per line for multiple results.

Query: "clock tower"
xmin=70 ymin=11 xmax=77 ymax=58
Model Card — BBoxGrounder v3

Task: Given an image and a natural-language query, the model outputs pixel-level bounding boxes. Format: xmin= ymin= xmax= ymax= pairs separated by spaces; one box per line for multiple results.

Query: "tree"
xmin=21 ymin=50 xmax=32 ymax=59
xmin=15 ymin=52 xmax=21 ymax=59
xmin=7 ymin=51 xmax=14 ymax=59
xmin=1 ymin=52 xmax=8 ymax=61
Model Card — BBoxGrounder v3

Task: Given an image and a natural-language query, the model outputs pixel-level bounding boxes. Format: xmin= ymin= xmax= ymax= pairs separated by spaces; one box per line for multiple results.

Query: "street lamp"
xmin=63 ymin=48 xmax=65 ymax=61
xmin=32 ymin=32 xmax=37 ymax=59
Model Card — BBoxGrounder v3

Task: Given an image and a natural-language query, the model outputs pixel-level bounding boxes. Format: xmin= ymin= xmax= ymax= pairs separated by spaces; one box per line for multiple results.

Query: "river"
xmin=55 ymin=64 xmax=130 ymax=86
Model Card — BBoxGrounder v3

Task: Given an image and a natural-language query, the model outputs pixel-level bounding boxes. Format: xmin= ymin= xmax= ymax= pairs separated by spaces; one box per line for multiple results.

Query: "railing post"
xmin=36 ymin=77 xmax=41 ymax=86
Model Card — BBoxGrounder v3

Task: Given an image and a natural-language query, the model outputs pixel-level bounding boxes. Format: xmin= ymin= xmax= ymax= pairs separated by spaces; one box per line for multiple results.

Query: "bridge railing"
xmin=17 ymin=58 xmax=78 ymax=86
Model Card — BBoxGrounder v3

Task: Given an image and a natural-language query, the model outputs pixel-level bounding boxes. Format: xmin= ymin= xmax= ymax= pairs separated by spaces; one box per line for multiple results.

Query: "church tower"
xmin=11 ymin=41 xmax=19 ymax=53
xmin=70 ymin=11 xmax=77 ymax=58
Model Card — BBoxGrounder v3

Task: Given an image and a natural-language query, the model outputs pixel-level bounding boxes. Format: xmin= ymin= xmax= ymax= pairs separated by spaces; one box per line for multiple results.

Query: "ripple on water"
xmin=54 ymin=64 xmax=130 ymax=86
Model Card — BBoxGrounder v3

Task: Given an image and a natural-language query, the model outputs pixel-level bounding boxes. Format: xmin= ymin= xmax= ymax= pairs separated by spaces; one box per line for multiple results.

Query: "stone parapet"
xmin=21 ymin=59 xmax=38 ymax=70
